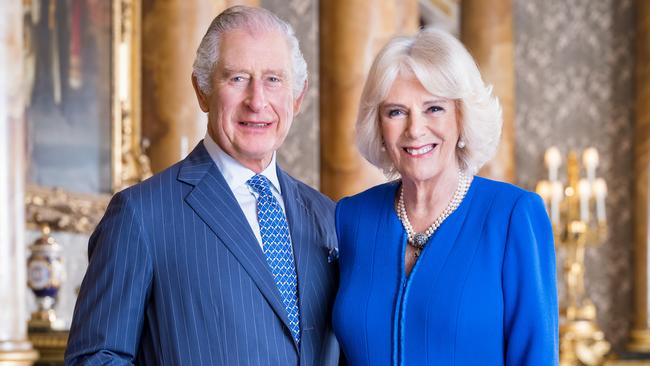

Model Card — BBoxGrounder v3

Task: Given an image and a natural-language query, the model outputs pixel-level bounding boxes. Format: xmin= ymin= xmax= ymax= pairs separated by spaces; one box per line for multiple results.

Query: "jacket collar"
xmin=179 ymin=141 xmax=307 ymax=352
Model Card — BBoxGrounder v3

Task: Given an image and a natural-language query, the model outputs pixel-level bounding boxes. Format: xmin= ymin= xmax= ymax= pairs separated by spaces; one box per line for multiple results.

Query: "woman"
xmin=332 ymin=28 xmax=558 ymax=365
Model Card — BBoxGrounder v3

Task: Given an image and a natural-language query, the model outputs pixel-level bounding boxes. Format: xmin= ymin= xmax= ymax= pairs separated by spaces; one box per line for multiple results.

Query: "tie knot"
xmin=247 ymin=174 xmax=273 ymax=197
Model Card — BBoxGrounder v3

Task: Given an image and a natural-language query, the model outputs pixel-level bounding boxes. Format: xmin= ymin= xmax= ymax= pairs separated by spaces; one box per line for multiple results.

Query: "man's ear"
xmin=293 ymin=79 xmax=308 ymax=115
xmin=192 ymin=74 xmax=210 ymax=112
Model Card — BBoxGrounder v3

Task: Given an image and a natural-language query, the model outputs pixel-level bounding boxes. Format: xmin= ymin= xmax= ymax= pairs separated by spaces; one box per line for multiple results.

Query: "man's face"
xmin=193 ymin=29 xmax=305 ymax=172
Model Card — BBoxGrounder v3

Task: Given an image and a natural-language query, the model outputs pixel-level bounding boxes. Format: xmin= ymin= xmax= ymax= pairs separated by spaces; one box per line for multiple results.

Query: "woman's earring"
xmin=457 ymin=139 xmax=466 ymax=149
xmin=381 ymin=140 xmax=386 ymax=152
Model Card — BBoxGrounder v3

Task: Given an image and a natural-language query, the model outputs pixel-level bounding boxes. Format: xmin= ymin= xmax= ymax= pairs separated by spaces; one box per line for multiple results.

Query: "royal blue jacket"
xmin=333 ymin=177 xmax=559 ymax=365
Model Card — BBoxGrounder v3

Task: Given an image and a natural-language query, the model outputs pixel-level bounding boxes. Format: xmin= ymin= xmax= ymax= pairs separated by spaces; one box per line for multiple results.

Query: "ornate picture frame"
xmin=24 ymin=0 xmax=150 ymax=234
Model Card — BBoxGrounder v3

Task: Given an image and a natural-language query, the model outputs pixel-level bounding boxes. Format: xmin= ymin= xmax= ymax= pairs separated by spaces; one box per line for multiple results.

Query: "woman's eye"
xmin=427 ymin=105 xmax=444 ymax=113
xmin=387 ymin=109 xmax=405 ymax=118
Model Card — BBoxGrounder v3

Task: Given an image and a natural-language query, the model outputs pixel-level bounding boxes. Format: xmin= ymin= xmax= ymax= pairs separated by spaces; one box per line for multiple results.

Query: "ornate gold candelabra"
xmin=536 ymin=147 xmax=610 ymax=366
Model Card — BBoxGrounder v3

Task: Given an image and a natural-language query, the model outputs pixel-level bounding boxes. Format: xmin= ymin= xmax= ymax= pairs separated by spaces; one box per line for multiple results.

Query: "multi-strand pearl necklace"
xmin=397 ymin=170 xmax=471 ymax=257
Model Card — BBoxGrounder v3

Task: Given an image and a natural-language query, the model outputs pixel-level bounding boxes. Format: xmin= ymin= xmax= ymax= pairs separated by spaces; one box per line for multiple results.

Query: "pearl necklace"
xmin=396 ymin=171 xmax=471 ymax=257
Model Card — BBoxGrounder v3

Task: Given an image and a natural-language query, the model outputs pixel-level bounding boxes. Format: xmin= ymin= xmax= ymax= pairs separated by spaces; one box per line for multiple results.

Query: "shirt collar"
xmin=203 ymin=133 xmax=282 ymax=194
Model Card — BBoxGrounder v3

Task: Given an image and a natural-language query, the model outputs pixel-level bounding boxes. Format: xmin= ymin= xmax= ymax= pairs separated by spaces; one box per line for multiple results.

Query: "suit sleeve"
xmin=503 ymin=192 xmax=559 ymax=366
xmin=65 ymin=191 xmax=153 ymax=365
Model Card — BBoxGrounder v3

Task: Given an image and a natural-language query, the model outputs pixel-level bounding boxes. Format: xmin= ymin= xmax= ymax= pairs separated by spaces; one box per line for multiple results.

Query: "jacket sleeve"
xmin=502 ymin=192 xmax=559 ymax=365
xmin=65 ymin=191 xmax=153 ymax=365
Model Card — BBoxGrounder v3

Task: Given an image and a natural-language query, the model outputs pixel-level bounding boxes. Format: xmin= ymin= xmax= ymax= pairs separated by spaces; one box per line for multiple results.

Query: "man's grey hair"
xmin=192 ymin=6 xmax=308 ymax=97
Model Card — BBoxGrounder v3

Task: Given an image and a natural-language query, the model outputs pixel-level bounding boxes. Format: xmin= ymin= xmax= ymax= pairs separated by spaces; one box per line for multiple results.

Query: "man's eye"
xmin=268 ymin=76 xmax=281 ymax=83
xmin=231 ymin=76 xmax=247 ymax=82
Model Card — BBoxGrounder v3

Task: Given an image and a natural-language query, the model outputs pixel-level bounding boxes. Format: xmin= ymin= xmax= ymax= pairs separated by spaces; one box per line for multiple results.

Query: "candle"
xmin=536 ymin=180 xmax=551 ymax=201
xmin=535 ymin=180 xmax=551 ymax=212
xmin=593 ymin=178 xmax=607 ymax=222
xmin=578 ymin=179 xmax=591 ymax=222
xmin=545 ymin=147 xmax=562 ymax=182
xmin=582 ymin=147 xmax=599 ymax=183
xmin=550 ymin=181 xmax=564 ymax=225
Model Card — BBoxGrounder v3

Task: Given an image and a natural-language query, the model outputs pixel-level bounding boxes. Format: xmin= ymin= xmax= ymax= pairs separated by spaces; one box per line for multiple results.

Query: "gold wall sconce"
xmin=536 ymin=147 xmax=610 ymax=366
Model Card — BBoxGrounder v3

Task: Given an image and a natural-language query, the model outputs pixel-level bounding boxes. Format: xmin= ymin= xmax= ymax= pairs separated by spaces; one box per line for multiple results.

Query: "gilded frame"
xmin=25 ymin=0 xmax=150 ymax=233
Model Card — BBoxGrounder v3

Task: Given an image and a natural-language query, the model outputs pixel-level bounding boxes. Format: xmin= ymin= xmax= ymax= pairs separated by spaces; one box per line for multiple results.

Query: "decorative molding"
xmin=26 ymin=0 xmax=150 ymax=233
xmin=112 ymin=0 xmax=151 ymax=192
xmin=25 ymin=185 xmax=109 ymax=234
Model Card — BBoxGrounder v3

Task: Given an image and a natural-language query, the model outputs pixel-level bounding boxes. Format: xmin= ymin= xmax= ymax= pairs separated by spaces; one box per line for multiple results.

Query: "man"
xmin=65 ymin=6 xmax=339 ymax=365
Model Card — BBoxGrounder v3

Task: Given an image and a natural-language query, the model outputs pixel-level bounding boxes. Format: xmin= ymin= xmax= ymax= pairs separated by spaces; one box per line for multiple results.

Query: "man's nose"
xmin=245 ymin=80 xmax=268 ymax=112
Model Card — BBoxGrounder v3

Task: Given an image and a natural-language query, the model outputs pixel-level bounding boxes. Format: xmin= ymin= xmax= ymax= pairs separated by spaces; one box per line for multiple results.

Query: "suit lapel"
xmin=179 ymin=143 xmax=295 ymax=347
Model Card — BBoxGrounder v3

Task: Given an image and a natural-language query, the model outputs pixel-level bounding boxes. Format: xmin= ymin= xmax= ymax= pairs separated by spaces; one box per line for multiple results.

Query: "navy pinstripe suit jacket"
xmin=65 ymin=142 xmax=340 ymax=365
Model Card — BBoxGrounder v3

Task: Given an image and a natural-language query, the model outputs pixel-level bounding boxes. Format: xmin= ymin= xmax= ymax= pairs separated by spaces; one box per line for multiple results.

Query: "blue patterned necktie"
xmin=247 ymin=174 xmax=301 ymax=344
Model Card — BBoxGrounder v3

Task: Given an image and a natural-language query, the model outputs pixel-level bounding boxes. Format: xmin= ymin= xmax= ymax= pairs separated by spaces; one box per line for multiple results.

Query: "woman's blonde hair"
xmin=356 ymin=28 xmax=502 ymax=176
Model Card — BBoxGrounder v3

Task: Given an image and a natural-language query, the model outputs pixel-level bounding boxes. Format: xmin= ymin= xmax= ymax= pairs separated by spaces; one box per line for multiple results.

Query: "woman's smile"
xmin=402 ymin=143 xmax=437 ymax=157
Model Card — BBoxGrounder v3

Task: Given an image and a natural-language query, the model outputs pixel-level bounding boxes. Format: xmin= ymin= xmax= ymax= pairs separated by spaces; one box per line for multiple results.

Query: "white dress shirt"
xmin=203 ymin=133 xmax=288 ymax=249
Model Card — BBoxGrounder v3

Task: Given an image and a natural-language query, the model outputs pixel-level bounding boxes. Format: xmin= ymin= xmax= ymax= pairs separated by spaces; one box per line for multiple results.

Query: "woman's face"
xmin=379 ymin=72 xmax=460 ymax=184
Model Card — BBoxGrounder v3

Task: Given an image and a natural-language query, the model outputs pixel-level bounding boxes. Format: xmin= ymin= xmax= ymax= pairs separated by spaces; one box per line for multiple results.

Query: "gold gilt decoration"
xmin=28 ymin=330 xmax=68 ymax=364
xmin=537 ymin=148 xmax=610 ymax=366
xmin=26 ymin=0 xmax=149 ymax=231
xmin=21 ymin=1 xmax=146 ymax=364
xmin=25 ymin=185 xmax=109 ymax=234
xmin=112 ymin=0 xmax=151 ymax=192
